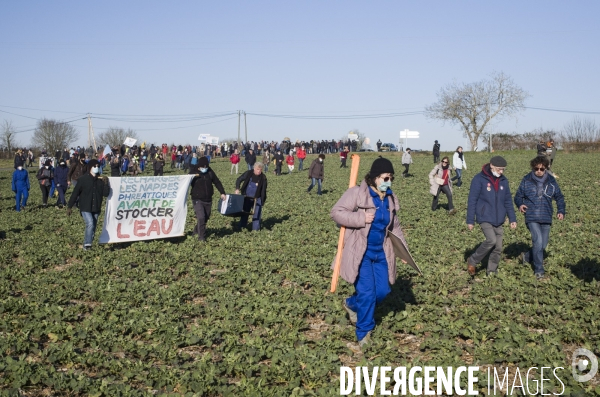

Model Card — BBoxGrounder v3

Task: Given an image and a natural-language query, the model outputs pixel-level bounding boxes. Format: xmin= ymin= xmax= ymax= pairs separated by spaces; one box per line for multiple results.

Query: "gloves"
xmin=66 ymin=208 xmax=72 ymax=216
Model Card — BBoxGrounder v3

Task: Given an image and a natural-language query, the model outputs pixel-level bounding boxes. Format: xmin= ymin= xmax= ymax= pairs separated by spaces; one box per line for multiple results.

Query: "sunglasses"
xmin=442 ymin=161 xmax=449 ymax=164
xmin=380 ymin=176 xmax=394 ymax=182
xmin=533 ymin=167 xmax=546 ymax=171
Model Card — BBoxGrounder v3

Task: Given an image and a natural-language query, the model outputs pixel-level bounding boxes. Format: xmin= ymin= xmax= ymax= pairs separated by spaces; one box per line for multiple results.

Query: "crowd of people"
xmin=10 ymin=138 xmax=566 ymax=349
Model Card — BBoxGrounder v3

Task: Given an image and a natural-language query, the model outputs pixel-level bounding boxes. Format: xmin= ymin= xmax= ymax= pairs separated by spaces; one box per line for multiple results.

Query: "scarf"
xmin=532 ymin=172 xmax=548 ymax=197
xmin=457 ymin=151 xmax=464 ymax=161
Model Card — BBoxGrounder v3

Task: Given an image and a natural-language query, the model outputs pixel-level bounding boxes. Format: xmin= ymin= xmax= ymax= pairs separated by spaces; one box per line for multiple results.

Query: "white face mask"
xmin=492 ymin=171 xmax=501 ymax=178
xmin=91 ymin=166 xmax=99 ymax=175
xmin=319 ymin=159 xmax=323 ymax=162
xmin=45 ymin=166 xmax=49 ymax=169
xmin=17 ymin=166 xmax=23 ymax=170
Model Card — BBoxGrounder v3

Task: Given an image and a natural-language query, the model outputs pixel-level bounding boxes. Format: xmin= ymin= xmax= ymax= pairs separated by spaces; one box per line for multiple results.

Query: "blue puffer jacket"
xmin=467 ymin=164 xmax=517 ymax=227
xmin=514 ymin=172 xmax=565 ymax=224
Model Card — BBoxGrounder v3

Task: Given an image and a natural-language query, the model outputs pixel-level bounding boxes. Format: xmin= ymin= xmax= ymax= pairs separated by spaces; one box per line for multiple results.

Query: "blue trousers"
xmin=56 ymin=185 xmax=67 ymax=206
xmin=307 ymin=178 xmax=322 ymax=195
xmin=524 ymin=222 xmax=551 ymax=275
xmin=345 ymin=249 xmax=391 ymax=341
xmin=15 ymin=189 xmax=29 ymax=211
xmin=81 ymin=212 xmax=100 ymax=247
xmin=240 ymin=198 xmax=263 ymax=231
xmin=298 ymin=158 xmax=304 ymax=171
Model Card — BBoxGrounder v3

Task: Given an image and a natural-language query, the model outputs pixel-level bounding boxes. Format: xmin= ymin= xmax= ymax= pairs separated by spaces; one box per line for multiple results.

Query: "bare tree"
xmin=1 ymin=120 xmax=20 ymax=155
xmin=97 ymin=127 xmax=139 ymax=147
xmin=425 ymin=72 xmax=529 ymax=150
xmin=561 ymin=116 xmax=599 ymax=143
xmin=31 ymin=118 xmax=79 ymax=154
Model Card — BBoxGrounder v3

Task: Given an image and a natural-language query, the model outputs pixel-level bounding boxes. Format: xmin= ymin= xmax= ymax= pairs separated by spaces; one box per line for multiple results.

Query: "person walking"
xmin=230 ymin=149 xmax=240 ymax=174
xmin=274 ymin=149 xmax=284 ymax=176
xmin=14 ymin=149 xmax=26 ymax=169
xmin=153 ymin=154 xmax=165 ymax=176
xmin=514 ymin=156 xmax=565 ymax=279
xmin=67 ymin=160 xmax=110 ymax=250
xmin=331 ymin=157 xmax=412 ymax=348
xmin=36 ymin=159 xmax=54 ymax=207
xmin=297 ymin=146 xmax=306 ymax=171
xmin=401 ymin=148 xmax=413 ymax=177
xmin=451 ymin=146 xmax=467 ymax=187
xmin=54 ymin=159 xmax=69 ymax=207
xmin=432 ymin=140 xmax=441 ymax=164
xmin=245 ymin=148 xmax=256 ymax=171
xmin=340 ymin=146 xmax=349 ymax=168
xmin=376 ymin=139 xmax=382 ymax=152
xmin=68 ymin=157 xmax=88 ymax=188
xmin=12 ymin=164 xmax=30 ymax=211
xmin=235 ymin=162 xmax=268 ymax=231
xmin=286 ymin=151 xmax=295 ymax=174
xmin=262 ymin=149 xmax=271 ymax=173
xmin=466 ymin=156 xmax=517 ymax=276
xmin=429 ymin=156 xmax=457 ymax=214
xmin=307 ymin=154 xmax=325 ymax=195
xmin=189 ymin=157 xmax=226 ymax=241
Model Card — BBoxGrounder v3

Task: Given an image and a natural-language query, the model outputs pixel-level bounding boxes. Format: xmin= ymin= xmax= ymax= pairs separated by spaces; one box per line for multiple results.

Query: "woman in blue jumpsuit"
xmin=12 ymin=166 xmax=30 ymax=211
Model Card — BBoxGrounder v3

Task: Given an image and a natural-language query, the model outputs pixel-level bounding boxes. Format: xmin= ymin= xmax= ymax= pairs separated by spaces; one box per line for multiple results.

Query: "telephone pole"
xmin=244 ymin=111 xmax=247 ymax=143
xmin=237 ymin=110 xmax=241 ymax=144
xmin=87 ymin=114 xmax=98 ymax=155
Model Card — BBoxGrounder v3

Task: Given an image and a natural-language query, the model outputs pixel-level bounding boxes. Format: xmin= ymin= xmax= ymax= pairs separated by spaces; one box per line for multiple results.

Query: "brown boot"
xmin=467 ymin=260 xmax=476 ymax=276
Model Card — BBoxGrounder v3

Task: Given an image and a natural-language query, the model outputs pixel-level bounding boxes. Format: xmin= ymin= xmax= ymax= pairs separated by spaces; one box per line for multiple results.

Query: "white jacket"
xmin=402 ymin=151 xmax=413 ymax=165
xmin=452 ymin=152 xmax=467 ymax=170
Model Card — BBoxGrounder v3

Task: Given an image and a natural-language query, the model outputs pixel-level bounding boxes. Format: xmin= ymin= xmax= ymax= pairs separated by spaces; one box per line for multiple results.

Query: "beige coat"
xmin=428 ymin=164 xmax=453 ymax=196
xmin=330 ymin=181 xmax=411 ymax=285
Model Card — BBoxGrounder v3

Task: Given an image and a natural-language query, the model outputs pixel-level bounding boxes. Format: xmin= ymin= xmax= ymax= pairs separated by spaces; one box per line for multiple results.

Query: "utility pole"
xmin=237 ymin=110 xmax=241 ymax=144
xmin=244 ymin=111 xmax=247 ymax=143
xmin=87 ymin=114 xmax=98 ymax=155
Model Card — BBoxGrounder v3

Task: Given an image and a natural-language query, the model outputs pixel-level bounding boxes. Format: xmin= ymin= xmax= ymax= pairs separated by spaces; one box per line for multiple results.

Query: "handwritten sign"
xmin=99 ymin=175 xmax=194 ymax=243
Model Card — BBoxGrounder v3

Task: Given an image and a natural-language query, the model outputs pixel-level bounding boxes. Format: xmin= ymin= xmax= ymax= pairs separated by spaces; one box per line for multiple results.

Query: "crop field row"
xmin=1 ymin=151 xmax=599 ymax=396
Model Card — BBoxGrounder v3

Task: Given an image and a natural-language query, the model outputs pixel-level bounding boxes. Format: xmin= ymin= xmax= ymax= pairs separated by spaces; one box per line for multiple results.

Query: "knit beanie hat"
xmin=370 ymin=156 xmax=395 ymax=176
xmin=490 ymin=156 xmax=507 ymax=167
xmin=198 ymin=157 xmax=209 ymax=167
xmin=44 ymin=159 xmax=52 ymax=166
xmin=87 ymin=159 xmax=100 ymax=168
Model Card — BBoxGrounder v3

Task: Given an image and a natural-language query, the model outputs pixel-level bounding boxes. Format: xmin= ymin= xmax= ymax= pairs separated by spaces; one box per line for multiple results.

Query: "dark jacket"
xmin=54 ymin=164 xmax=69 ymax=186
xmin=274 ymin=153 xmax=284 ymax=164
xmin=110 ymin=159 xmax=121 ymax=177
xmin=68 ymin=173 xmax=110 ymax=213
xmin=68 ymin=161 xmax=88 ymax=183
xmin=433 ymin=143 xmax=440 ymax=155
xmin=153 ymin=159 xmax=164 ymax=172
xmin=14 ymin=153 xmax=25 ymax=169
xmin=189 ymin=167 xmax=226 ymax=202
xmin=537 ymin=142 xmax=547 ymax=156
xmin=308 ymin=159 xmax=324 ymax=180
xmin=245 ymin=152 xmax=256 ymax=165
xmin=236 ymin=170 xmax=267 ymax=204
xmin=36 ymin=167 xmax=54 ymax=187
xmin=514 ymin=172 xmax=565 ymax=224
xmin=466 ymin=164 xmax=517 ymax=227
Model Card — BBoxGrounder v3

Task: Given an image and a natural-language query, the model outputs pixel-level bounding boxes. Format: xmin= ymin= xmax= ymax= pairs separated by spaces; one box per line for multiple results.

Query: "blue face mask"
xmin=200 ymin=168 xmax=208 ymax=173
xmin=377 ymin=181 xmax=392 ymax=192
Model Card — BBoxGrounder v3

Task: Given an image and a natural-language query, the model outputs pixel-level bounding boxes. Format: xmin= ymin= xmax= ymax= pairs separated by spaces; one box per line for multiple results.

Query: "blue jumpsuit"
xmin=345 ymin=188 xmax=392 ymax=341
xmin=12 ymin=169 xmax=30 ymax=211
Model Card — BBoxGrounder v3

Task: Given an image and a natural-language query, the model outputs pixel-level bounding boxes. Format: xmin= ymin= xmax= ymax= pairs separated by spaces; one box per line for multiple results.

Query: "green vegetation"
xmin=1 ymin=151 xmax=599 ymax=396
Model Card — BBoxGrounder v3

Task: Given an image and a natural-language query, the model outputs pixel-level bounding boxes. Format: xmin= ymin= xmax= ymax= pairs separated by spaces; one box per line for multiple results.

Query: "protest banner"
xmin=124 ymin=137 xmax=137 ymax=147
xmin=99 ymin=175 xmax=195 ymax=243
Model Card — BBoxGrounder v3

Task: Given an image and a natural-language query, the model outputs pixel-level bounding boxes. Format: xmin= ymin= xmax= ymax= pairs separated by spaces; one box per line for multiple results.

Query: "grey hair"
xmin=254 ymin=162 xmax=264 ymax=170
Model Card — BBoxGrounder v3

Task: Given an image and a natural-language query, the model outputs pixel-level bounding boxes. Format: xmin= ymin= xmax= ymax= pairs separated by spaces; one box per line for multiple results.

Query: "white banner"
xmin=348 ymin=133 xmax=358 ymax=140
xmin=197 ymin=134 xmax=210 ymax=142
xmin=124 ymin=137 xmax=137 ymax=147
xmin=99 ymin=175 xmax=195 ymax=244
xmin=208 ymin=136 xmax=219 ymax=144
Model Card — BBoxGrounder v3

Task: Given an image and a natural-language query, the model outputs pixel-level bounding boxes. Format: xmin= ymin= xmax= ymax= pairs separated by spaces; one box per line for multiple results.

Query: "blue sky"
xmin=1 ymin=1 xmax=598 ymax=150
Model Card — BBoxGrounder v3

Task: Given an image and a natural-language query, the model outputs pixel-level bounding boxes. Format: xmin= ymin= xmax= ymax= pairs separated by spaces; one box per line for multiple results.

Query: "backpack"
xmin=121 ymin=158 xmax=129 ymax=173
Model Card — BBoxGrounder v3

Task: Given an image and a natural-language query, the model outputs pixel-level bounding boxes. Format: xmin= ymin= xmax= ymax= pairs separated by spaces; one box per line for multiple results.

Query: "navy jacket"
xmin=12 ymin=169 xmax=30 ymax=191
xmin=514 ymin=172 xmax=565 ymax=224
xmin=54 ymin=164 xmax=69 ymax=186
xmin=467 ymin=165 xmax=517 ymax=227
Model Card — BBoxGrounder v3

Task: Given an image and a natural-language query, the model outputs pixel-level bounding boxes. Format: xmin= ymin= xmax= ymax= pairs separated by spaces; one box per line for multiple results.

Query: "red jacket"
xmin=297 ymin=148 xmax=306 ymax=159
xmin=340 ymin=150 xmax=349 ymax=159
xmin=286 ymin=155 xmax=295 ymax=165
xmin=230 ymin=154 xmax=240 ymax=164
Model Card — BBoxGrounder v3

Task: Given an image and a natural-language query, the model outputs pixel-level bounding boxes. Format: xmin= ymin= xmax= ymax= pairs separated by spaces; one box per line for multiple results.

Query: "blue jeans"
xmin=247 ymin=163 xmax=253 ymax=171
xmin=345 ymin=249 xmax=390 ymax=341
xmin=451 ymin=168 xmax=463 ymax=186
xmin=15 ymin=189 xmax=29 ymax=211
xmin=298 ymin=158 xmax=304 ymax=171
xmin=524 ymin=222 xmax=551 ymax=275
xmin=307 ymin=178 xmax=322 ymax=195
xmin=56 ymin=185 xmax=67 ymax=206
xmin=81 ymin=212 xmax=100 ymax=247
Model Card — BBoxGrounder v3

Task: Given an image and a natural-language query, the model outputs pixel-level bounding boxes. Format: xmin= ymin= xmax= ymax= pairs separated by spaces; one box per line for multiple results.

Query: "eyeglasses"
xmin=533 ymin=167 xmax=546 ymax=171
xmin=442 ymin=161 xmax=448 ymax=164
xmin=380 ymin=176 xmax=394 ymax=182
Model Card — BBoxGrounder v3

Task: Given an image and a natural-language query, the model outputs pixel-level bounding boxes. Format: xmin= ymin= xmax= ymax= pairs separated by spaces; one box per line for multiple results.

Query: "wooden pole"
xmin=330 ymin=153 xmax=360 ymax=293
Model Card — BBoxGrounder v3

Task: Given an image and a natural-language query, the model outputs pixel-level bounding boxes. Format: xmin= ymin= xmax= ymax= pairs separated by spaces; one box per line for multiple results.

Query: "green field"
xmin=1 ymin=151 xmax=599 ymax=396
